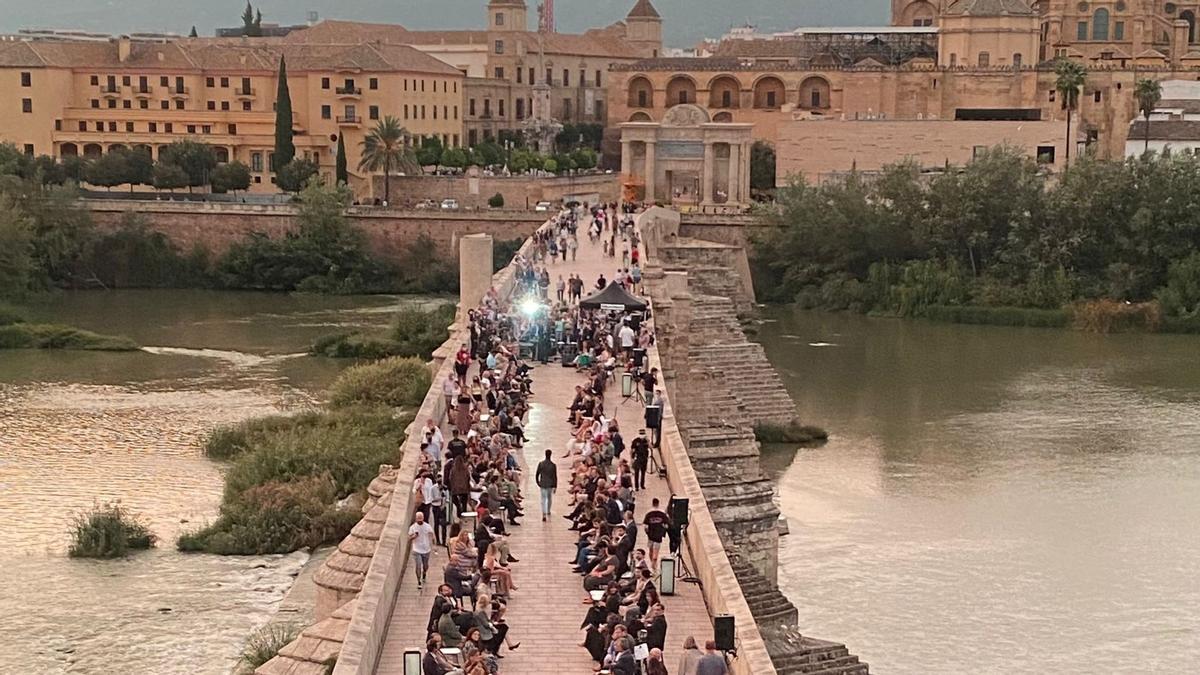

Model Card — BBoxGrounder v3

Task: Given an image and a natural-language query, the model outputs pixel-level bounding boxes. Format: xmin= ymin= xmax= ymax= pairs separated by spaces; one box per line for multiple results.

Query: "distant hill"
xmin=0 ymin=0 xmax=890 ymax=47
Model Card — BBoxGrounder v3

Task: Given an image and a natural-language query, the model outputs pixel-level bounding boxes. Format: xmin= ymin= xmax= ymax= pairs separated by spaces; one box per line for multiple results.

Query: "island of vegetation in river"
xmin=752 ymin=147 xmax=1200 ymax=333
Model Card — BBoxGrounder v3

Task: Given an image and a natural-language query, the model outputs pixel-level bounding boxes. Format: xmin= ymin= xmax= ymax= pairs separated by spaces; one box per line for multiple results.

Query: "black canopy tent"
xmin=579 ymin=282 xmax=649 ymax=312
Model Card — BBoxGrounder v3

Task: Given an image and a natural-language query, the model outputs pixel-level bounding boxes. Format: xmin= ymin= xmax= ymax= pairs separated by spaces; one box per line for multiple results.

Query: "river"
xmin=757 ymin=309 xmax=1200 ymax=673
xmin=0 ymin=290 xmax=428 ymax=675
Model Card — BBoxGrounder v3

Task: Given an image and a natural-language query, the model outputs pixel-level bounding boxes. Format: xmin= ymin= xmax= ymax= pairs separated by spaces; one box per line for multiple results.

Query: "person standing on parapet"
xmin=536 ymin=449 xmax=557 ymax=522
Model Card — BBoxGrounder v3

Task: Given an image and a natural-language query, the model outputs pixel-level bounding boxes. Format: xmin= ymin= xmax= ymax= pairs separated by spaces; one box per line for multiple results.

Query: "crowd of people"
xmin=416 ymin=203 xmax=729 ymax=675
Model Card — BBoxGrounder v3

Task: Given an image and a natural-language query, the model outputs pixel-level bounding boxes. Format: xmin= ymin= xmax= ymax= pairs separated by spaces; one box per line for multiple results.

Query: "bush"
xmin=487 ymin=192 xmax=505 ymax=208
xmin=237 ymin=622 xmax=302 ymax=673
xmin=203 ymin=408 xmax=395 ymax=461
xmin=1156 ymin=252 xmax=1200 ymax=318
xmin=328 ymin=356 xmax=431 ymax=409
xmin=921 ymin=304 xmax=1070 ymax=328
xmin=68 ymin=502 xmax=157 ymax=558
xmin=753 ymin=422 xmax=828 ymax=444
xmin=0 ymin=303 xmax=26 ymax=326
xmin=1070 ymin=299 xmax=1162 ymax=333
xmin=309 ymin=332 xmax=406 ymax=360
xmin=391 ymin=304 xmax=455 ymax=358
xmin=493 ymin=238 xmax=524 ymax=273
xmin=0 ymin=323 xmax=138 ymax=351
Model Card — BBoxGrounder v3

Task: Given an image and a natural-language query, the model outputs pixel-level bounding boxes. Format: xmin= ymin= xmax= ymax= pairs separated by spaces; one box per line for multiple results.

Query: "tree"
xmin=276 ymin=159 xmax=319 ymax=193
xmin=472 ymin=140 xmax=502 ymax=167
xmin=0 ymin=194 xmax=34 ymax=299
xmin=1135 ymin=78 xmax=1163 ymax=154
xmin=189 ymin=26 xmax=198 ymax=38
xmin=152 ymin=163 xmax=189 ymax=192
xmin=543 ymin=158 xmax=558 ymax=173
xmin=416 ymin=135 xmax=444 ymax=168
xmin=750 ymin=141 xmax=777 ymax=192
xmin=335 ymin=134 xmax=349 ymax=186
xmin=440 ymin=147 xmax=467 ymax=171
xmin=62 ymin=156 xmax=88 ymax=183
xmin=85 ymin=151 xmax=131 ymax=191
xmin=273 ymin=56 xmax=295 ymax=172
xmin=571 ymin=148 xmax=597 ymax=170
xmin=488 ymin=192 xmax=505 ymax=208
xmin=359 ymin=116 xmax=414 ymax=204
xmin=211 ymin=161 xmax=252 ymax=194
xmin=241 ymin=2 xmax=261 ymax=37
xmin=159 ymin=140 xmax=217 ymax=191
xmin=1054 ymin=58 xmax=1086 ymax=170
xmin=126 ymin=148 xmax=154 ymax=191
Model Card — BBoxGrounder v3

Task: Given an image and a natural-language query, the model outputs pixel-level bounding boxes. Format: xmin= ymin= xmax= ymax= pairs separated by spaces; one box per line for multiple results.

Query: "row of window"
xmin=89 ymin=97 xmax=253 ymax=111
xmin=1074 ymin=10 xmax=1125 ymax=41
xmin=491 ymin=63 xmax=605 ymax=88
xmin=947 ymin=52 xmax=1023 ymax=67
xmin=316 ymin=103 xmax=461 ymax=123
xmin=467 ymin=96 xmax=602 ymax=122
xmin=80 ymin=73 xmax=458 ymax=96
xmin=61 ymin=119 xmax=238 ymax=135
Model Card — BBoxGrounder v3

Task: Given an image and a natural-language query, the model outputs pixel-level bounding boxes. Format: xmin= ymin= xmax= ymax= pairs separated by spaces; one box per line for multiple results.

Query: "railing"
xmin=235 ymin=87 xmax=256 ymax=98
xmin=133 ymin=86 xmax=154 ymax=96
xmin=336 ymin=86 xmax=363 ymax=96
xmin=100 ymin=85 xmax=121 ymax=95
xmin=337 ymin=115 xmax=362 ymax=125
xmin=170 ymin=86 xmax=190 ymax=97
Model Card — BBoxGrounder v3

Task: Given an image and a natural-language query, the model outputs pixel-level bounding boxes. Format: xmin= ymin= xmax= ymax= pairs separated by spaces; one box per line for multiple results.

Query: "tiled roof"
xmin=944 ymin=0 xmax=1037 ymax=16
xmin=0 ymin=41 xmax=51 ymax=67
xmin=712 ymin=38 xmax=810 ymax=59
xmin=1129 ymin=119 xmax=1200 ymax=141
xmin=627 ymin=0 xmax=661 ymax=19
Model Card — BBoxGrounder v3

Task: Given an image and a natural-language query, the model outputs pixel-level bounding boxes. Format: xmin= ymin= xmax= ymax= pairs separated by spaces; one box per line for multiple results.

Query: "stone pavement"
xmin=377 ymin=220 xmax=714 ymax=673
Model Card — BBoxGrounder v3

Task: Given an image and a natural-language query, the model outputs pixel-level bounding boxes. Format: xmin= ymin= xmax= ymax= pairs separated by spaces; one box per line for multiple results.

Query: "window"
xmin=1049 ymin=89 xmax=1056 ymax=102
xmin=433 ymin=105 xmax=438 ymax=119
xmin=595 ymin=100 xmax=603 ymax=121
xmin=20 ymin=72 xmax=30 ymax=87
xmin=149 ymin=122 xmax=157 ymax=132
xmin=228 ymin=123 xmax=237 ymax=135
xmin=1036 ymin=146 xmax=1056 ymax=164
xmin=978 ymin=52 xmax=990 ymax=67
xmin=766 ymin=90 xmax=776 ymax=107
xmin=495 ymin=40 xmax=504 ymax=54
xmin=580 ymin=70 xmax=586 ymax=87
xmin=243 ymin=101 xmax=252 ymax=111
xmin=811 ymin=89 xmax=821 ymax=108
xmin=220 ymin=77 xmax=229 ymax=88
xmin=443 ymin=105 xmax=448 ymax=119
xmin=972 ymin=145 xmax=987 ymax=159
xmin=563 ymin=98 xmax=572 ymax=120
xmin=721 ymin=90 xmax=732 ymax=107
xmin=241 ymin=77 xmax=251 ymax=93
xmin=453 ymin=134 xmax=459 ymax=147
xmin=950 ymin=53 xmax=957 ymax=67
xmin=596 ymin=70 xmax=602 ymax=87
xmin=1115 ymin=21 xmax=1125 ymax=40
xmin=483 ymin=99 xmax=491 ymax=117
xmin=516 ymin=98 xmax=525 ymax=119
xmin=91 ymin=75 xmax=99 ymax=86
xmin=251 ymin=152 xmax=263 ymax=172
xmin=123 ymin=100 xmax=131 ymax=109
xmin=140 ymin=100 xmax=149 ymax=109
xmin=517 ymin=68 xmax=523 ymax=84
xmin=421 ymin=80 xmax=425 ymax=92
xmin=206 ymin=77 xmax=215 ymax=87
xmin=122 ymin=75 xmax=130 ymax=86
xmin=125 ymin=122 xmax=134 ymax=132
xmin=187 ymin=124 xmax=196 ymax=133
xmin=470 ymin=98 xmax=477 ymax=116
xmin=161 ymin=100 xmax=169 ymax=110
xmin=321 ymin=104 xmax=331 ymax=119
xmin=108 ymin=121 xmax=116 ymax=132
xmin=453 ymin=105 xmax=458 ymax=119
xmin=202 ymin=125 xmax=211 ymax=134
xmin=469 ymin=129 xmax=478 ymax=146
xmin=563 ymin=69 xmax=569 ymax=86
xmin=1078 ymin=21 xmax=1088 ymax=40
xmin=221 ymin=101 xmax=230 ymax=111
xmin=91 ymin=99 xmax=100 ymax=109
xmin=165 ymin=123 xmax=173 ymax=133
xmin=404 ymin=104 xmax=409 ymax=119
xmin=343 ymin=78 xmax=356 ymax=92
xmin=529 ymin=68 xmax=535 ymax=84
xmin=369 ymin=77 xmax=378 ymax=90
xmin=638 ymin=90 xmax=648 ymax=107
xmin=369 ymin=105 xmax=379 ymax=120
xmin=1013 ymin=53 xmax=1023 ymax=67
xmin=175 ymin=77 xmax=184 ymax=92
xmin=498 ymin=100 xmax=505 ymax=117
xmin=454 ymin=81 xmax=458 ymax=93
xmin=344 ymin=104 xmax=356 ymax=120
xmin=546 ymin=68 xmax=552 ymax=84
xmin=78 ymin=121 xmax=87 ymax=131
xmin=1093 ymin=8 xmax=1110 ymax=40
xmin=23 ymin=144 xmax=33 ymax=156
xmin=1094 ymin=90 xmax=1102 ymax=102
xmin=207 ymin=101 xmax=216 ymax=110
xmin=421 ymin=105 xmax=426 ymax=119
xmin=174 ymin=100 xmax=184 ymax=110
xmin=138 ymin=75 xmax=148 ymax=92
xmin=495 ymin=67 xmax=505 ymax=79
xmin=495 ymin=11 xmax=504 ymax=25
xmin=108 ymin=99 xmax=117 ymax=109
xmin=322 ymin=77 xmax=330 ymax=89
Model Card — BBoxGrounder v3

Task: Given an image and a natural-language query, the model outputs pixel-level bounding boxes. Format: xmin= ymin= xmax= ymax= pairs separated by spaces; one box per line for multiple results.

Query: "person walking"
xmin=631 ymin=429 xmax=650 ymax=490
xmin=678 ymin=636 xmax=704 ymax=675
xmin=696 ymin=640 xmax=728 ymax=675
xmin=535 ymin=449 xmax=557 ymax=521
xmin=408 ymin=511 xmax=435 ymax=590
xmin=556 ymin=275 xmax=566 ymax=304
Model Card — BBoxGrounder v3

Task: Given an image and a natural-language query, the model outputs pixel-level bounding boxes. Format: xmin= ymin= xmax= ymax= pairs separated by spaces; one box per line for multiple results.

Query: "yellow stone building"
xmin=0 ymin=36 xmax=464 ymax=192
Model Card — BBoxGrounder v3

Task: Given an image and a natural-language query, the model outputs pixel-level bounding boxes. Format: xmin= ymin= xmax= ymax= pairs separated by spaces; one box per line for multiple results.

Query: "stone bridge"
xmin=254 ymin=208 xmax=869 ymax=675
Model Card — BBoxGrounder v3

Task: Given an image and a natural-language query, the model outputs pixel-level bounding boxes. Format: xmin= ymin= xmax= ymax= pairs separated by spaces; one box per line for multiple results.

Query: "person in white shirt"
xmin=424 ymin=419 xmax=444 ymax=464
xmin=618 ymin=322 xmax=636 ymax=359
xmin=408 ymin=511 xmax=436 ymax=589
xmin=442 ymin=375 xmax=458 ymax=423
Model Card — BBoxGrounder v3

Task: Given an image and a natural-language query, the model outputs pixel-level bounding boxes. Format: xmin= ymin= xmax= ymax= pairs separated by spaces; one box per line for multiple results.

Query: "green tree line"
xmin=752 ymin=146 xmax=1200 ymax=327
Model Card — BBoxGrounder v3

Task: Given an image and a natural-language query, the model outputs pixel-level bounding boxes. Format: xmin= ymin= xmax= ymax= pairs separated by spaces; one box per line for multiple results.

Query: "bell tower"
xmin=488 ymin=0 xmax=528 ymax=32
xmin=625 ymin=0 xmax=663 ymax=58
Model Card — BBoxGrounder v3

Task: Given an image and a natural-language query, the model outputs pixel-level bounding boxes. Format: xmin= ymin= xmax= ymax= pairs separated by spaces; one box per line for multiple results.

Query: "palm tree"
xmin=1135 ymin=78 xmax=1163 ymax=155
xmin=1054 ymin=58 xmax=1086 ymax=170
xmin=358 ymin=116 xmax=417 ymax=205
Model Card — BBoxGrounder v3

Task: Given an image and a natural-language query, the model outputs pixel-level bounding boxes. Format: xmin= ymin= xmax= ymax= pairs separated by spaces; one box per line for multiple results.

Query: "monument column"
xmin=742 ymin=140 xmax=752 ymax=205
xmin=644 ymin=139 xmax=657 ymax=203
xmin=729 ymin=141 xmax=741 ymax=204
xmin=459 ymin=234 xmax=494 ymax=320
xmin=621 ymin=139 xmax=632 ymax=176
xmin=702 ymin=141 xmax=715 ymax=204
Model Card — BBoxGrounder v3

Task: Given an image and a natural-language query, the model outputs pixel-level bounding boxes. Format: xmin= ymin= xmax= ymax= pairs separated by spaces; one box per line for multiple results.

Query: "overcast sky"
xmin=0 ymin=0 xmax=890 ymax=46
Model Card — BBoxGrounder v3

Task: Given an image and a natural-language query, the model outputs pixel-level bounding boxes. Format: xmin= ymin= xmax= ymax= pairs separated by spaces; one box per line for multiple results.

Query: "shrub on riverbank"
xmin=237 ymin=622 xmax=302 ymax=674
xmin=68 ymin=502 xmax=157 ymax=558
xmin=181 ymin=406 xmax=410 ymax=554
xmin=328 ymin=356 xmax=431 ymax=409
xmin=919 ymin=305 xmax=1070 ymax=329
xmin=753 ymin=421 xmax=829 ymax=444
xmin=310 ymin=303 xmax=456 ymax=360
xmin=1070 ymin=299 xmax=1162 ymax=333
xmin=0 ymin=321 xmax=138 ymax=351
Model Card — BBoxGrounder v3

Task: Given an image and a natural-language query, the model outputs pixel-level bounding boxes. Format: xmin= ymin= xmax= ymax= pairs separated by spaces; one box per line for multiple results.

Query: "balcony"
xmin=132 ymin=87 xmax=154 ymax=99
xmin=169 ymin=87 xmax=190 ymax=100
xmin=100 ymin=86 xmax=121 ymax=98
xmin=336 ymin=115 xmax=362 ymax=127
xmin=336 ymin=86 xmax=363 ymax=99
xmin=235 ymin=88 xmax=256 ymax=100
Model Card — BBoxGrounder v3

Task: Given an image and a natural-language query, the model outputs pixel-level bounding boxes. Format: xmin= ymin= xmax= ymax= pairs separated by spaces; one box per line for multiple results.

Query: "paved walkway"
xmin=378 ymin=220 xmax=713 ymax=673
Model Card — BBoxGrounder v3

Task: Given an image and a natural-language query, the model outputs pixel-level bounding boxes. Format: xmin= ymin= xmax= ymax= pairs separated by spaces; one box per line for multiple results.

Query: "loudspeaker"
xmin=714 ymin=614 xmax=735 ymax=652
xmin=644 ymin=405 xmax=662 ymax=429
xmin=669 ymin=497 xmax=689 ymax=528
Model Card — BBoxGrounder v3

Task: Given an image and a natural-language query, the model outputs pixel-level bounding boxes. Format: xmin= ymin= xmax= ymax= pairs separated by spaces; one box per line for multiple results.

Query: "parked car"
xmin=415 ymin=199 xmax=438 ymax=209
xmin=440 ymin=198 xmax=460 ymax=210
xmin=534 ymin=201 xmax=553 ymax=212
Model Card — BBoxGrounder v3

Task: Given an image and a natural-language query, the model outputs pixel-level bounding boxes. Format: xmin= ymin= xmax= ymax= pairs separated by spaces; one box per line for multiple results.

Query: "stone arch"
xmin=132 ymin=143 xmax=153 ymax=157
xmin=752 ymin=75 xmax=786 ymax=109
xmin=107 ymin=143 xmax=128 ymax=154
xmin=1093 ymin=8 xmax=1110 ymax=40
xmin=215 ymin=147 xmax=230 ymax=163
xmin=627 ymin=75 xmax=654 ymax=108
xmin=799 ymin=75 xmax=831 ymax=110
xmin=712 ymin=111 xmax=733 ymax=122
xmin=1183 ymin=10 xmax=1196 ymax=42
xmin=666 ymin=75 xmax=698 ymax=106
xmin=60 ymin=142 xmax=78 ymax=157
xmin=83 ymin=143 xmax=102 ymax=158
xmin=628 ymin=111 xmax=653 ymax=122
xmin=707 ymin=74 xmax=742 ymax=109
xmin=900 ymin=0 xmax=937 ymax=26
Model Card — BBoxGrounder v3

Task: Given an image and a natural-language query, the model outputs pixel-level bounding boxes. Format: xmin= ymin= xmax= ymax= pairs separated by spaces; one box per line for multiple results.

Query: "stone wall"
xmin=83 ymin=200 xmax=544 ymax=262
xmin=375 ymin=173 xmax=620 ymax=210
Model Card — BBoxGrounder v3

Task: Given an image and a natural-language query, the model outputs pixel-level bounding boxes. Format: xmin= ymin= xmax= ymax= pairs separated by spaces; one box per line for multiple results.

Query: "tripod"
xmin=618 ymin=380 xmax=647 ymax=408
xmin=673 ymin=526 xmax=701 ymax=587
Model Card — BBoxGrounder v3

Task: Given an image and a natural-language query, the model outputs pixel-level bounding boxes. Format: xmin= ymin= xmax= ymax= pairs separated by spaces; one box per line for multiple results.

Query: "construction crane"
xmin=538 ymin=0 xmax=555 ymax=33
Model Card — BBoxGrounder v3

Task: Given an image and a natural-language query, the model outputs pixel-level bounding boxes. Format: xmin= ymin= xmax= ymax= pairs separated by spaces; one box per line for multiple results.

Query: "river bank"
xmin=0 ymin=289 xmax=428 ymax=674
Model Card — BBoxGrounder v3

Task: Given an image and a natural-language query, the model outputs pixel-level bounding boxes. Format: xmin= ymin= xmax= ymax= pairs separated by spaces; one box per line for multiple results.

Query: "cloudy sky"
xmin=0 ymin=0 xmax=890 ymax=46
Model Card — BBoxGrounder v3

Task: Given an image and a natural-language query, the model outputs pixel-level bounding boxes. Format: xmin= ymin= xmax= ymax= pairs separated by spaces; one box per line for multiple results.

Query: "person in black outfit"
xmin=631 ymin=430 xmax=650 ymax=490
xmin=536 ymin=449 xmax=557 ymax=521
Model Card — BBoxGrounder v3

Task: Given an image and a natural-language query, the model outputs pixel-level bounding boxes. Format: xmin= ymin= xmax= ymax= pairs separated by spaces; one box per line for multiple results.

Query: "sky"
xmin=0 ymin=0 xmax=891 ymax=47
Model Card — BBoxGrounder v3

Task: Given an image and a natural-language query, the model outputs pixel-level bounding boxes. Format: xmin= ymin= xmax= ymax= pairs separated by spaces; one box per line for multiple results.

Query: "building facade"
xmin=0 ymin=37 xmax=464 ymax=193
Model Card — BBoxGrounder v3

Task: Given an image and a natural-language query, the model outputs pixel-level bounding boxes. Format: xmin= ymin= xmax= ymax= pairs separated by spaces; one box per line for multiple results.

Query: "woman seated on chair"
xmin=484 ymin=542 xmax=517 ymax=596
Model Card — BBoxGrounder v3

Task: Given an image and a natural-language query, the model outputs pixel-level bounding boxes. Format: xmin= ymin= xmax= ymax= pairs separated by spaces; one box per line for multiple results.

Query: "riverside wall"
xmin=376 ymin=172 xmax=620 ymax=210
xmin=83 ymin=199 xmax=544 ymax=262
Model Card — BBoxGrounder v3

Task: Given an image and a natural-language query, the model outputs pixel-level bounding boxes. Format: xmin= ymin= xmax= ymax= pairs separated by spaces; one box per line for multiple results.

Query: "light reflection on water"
xmin=759 ymin=310 xmax=1200 ymax=673
xmin=0 ymin=290 xmax=421 ymax=674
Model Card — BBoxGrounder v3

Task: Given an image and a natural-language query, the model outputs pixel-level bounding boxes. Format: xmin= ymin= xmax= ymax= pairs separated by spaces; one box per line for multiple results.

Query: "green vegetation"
xmin=183 ymin=355 xmax=428 ymax=555
xmin=750 ymin=141 xmax=776 ymax=193
xmin=494 ymin=238 xmax=524 ymax=273
xmin=335 ymin=133 xmax=349 ymax=186
xmin=1054 ymin=58 xmax=1086 ymax=168
xmin=68 ymin=502 xmax=157 ymax=558
xmin=0 ymin=322 xmax=138 ymax=351
xmin=360 ymin=116 xmax=418 ymax=204
xmin=237 ymin=623 xmax=301 ymax=674
xmin=488 ymin=192 xmax=505 ymax=208
xmin=310 ymin=303 xmax=455 ymax=360
xmin=752 ymin=147 xmax=1200 ymax=333
xmin=273 ymin=55 xmax=294 ymax=169
xmin=753 ymin=421 xmax=829 ymax=445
